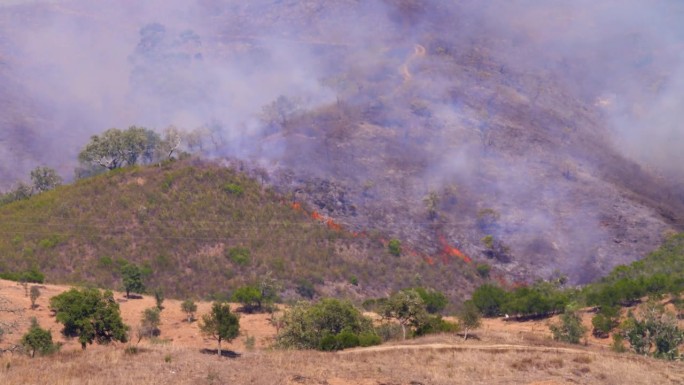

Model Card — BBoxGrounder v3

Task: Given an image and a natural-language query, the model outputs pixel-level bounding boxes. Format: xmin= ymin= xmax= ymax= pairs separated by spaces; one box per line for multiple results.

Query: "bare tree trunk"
xmin=463 ymin=328 xmax=469 ymax=341
xmin=401 ymin=323 xmax=407 ymax=340
xmin=217 ymin=338 xmax=222 ymax=358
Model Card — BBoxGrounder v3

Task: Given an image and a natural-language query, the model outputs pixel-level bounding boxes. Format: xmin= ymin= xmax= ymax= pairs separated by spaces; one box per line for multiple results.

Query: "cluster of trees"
xmin=275 ymin=287 xmax=474 ymax=352
xmin=471 ymin=282 xmax=568 ymax=319
xmin=77 ymin=126 xmax=182 ymax=177
xmin=0 ymin=167 xmax=62 ymax=206
xmin=275 ymin=299 xmax=379 ymax=351
xmin=10 ymin=284 xmax=239 ymax=359
xmin=468 ymin=233 xmax=684 ymax=360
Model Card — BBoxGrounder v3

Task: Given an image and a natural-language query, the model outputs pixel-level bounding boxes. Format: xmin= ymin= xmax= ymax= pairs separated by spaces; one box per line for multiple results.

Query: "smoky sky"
xmin=0 ymin=0 xmax=682 ymax=184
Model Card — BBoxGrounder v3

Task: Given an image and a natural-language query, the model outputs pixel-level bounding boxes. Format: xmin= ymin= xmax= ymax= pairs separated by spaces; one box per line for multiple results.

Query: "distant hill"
xmin=0 ymin=159 xmax=482 ymax=301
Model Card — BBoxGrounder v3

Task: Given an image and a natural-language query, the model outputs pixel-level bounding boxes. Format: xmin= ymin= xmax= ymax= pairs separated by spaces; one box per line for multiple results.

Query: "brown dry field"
xmin=1 ymin=279 xmax=683 ymax=385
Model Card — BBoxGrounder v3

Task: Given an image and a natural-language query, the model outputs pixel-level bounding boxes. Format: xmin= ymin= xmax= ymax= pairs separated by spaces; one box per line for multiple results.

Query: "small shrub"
xmin=476 ymin=263 xmax=491 ymax=278
xmin=154 ymin=288 xmax=165 ymax=310
xmin=164 ymin=354 xmax=172 ymax=363
xmin=413 ymin=287 xmax=448 ymax=314
xmin=98 ymin=256 xmax=113 ymax=268
xmin=222 ymin=183 xmax=244 ymax=196
xmin=181 ymin=299 xmax=197 ymax=322
xmin=138 ymin=307 xmax=161 ymax=341
xmin=29 ymin=286 xmax=41 ymax=309
xmin=244 ymin=335 xmax=256 ymax=351
xmin=359 ymin=332 xmax=382 ymax=347
xmin=611 ymin=333 xmax=627 ymax=353
xmin=226 ymin=247 xmax=251 ymax=266
xmin=319 ymin=334 xmax=338 ymax=351
xmin=375 ymin=323 xmax=404 ymax=342
xmin=388 ymin=239 xmax=402 ymax=256
xmin=335 ymin=330 xmax=360 ymax=349
xmin=550 ymin=306 xmax=586 ymax=344
xmin=124 ymin=345 xmax=139 ymax=355
xmin=295 ymin=280 xmax=316 ymax=300
xmin=21 ymin=318 xmax=57 ymax=357
xmin=415 ymin=315 xmax=460 ymax=336
xmin=572 ymin=355 xmax=593 ymax=364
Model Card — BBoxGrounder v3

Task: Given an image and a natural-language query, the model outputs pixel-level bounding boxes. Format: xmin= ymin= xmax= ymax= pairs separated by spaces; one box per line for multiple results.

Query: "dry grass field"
xmin=1 ymin=279 xmax=683 ymax=385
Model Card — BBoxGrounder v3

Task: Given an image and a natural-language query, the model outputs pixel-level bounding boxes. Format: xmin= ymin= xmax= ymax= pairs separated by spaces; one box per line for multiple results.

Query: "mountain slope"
xmin=0 ymin=159 xmax=482 ymax=300
xmin=0 ymin=0 xmax=682 ymax=284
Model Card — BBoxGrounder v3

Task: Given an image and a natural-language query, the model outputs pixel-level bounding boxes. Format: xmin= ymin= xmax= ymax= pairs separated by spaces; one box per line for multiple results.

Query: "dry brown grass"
xmin=1 ymin=338 xmax=682 ymax=385
xmin=2 ymin=279 xmax=683 ymax=385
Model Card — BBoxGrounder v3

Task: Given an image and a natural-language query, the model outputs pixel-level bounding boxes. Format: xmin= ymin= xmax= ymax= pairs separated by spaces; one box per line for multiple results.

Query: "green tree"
xmin=591 ymin=305 xmax=619 ymax=339
xmin=199 ymin=302 xmax=240 ymax=357
xmin=232 ymin=285 xmax=263 ymax=313
xmin=413 ymin=287 xmax=448 ymax=314
xmin=21 ymin=318 xmax=57 ymax=357
xmin=49 ymin=288 xmax=128 ymax=349
xmin=381 ymin=289 xmax=429 ymax=340
xmin=458 ymin=301 xmax=482 ymax=340
xmin=29 ymin=286 xmax=40 ymax=309
xmin=78 ymin=126 xmax=160 ymax=170
xmin=549 ymin=304 xmax=586 ymax=344
xmin=181 ymin=299 xmax=197 ymax=322
xmin=30 ymin=166 xmax=62 ymax=193
xmin=471 ymin=284 xmax=507 ymax=317
xmin=121 ymin=263 xmax=146 ymax=298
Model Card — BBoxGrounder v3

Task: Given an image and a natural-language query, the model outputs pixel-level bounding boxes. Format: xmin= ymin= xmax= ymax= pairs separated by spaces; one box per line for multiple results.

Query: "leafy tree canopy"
xmin=49 ymin=288 xmax=128 ymax=349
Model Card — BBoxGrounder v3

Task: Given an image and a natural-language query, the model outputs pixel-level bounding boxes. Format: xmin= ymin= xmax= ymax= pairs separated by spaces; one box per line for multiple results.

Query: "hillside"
xmin=1 ymin=279 xmax=682 ymax=385
xmin=0 ymin=159 xmax=483 ymax=301
xmin=0 ymin=1 xmax=682 ymax=286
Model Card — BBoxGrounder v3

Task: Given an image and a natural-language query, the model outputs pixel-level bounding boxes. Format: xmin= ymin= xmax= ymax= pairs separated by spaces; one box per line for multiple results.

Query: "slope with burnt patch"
xmin=0 ymin=159 xmax=484 ymax=301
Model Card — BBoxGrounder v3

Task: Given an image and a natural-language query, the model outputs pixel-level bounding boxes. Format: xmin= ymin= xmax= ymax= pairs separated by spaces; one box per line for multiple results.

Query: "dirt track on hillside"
xmin=340 ymin=342 xmax=604 ymax=356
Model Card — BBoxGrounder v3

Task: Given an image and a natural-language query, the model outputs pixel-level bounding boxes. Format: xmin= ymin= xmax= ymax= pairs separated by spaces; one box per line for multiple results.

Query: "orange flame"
xmin=291 ymin=202 xmax=302 ymax=211
xmin=325 ymin=218 xmax=342 ymax=231
xmin=438 ymin=235 xmax=472 ymax=264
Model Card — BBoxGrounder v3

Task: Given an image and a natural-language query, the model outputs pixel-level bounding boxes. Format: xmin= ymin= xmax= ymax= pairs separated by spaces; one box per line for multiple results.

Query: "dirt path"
xmin=339 ymin=342 xmax=603 ymax=356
